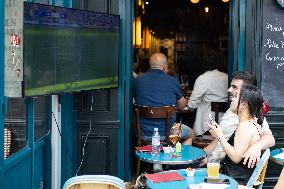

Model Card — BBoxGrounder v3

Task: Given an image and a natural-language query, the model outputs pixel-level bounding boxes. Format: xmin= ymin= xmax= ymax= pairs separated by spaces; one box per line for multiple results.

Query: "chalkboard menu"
xmin=261 ymin=0 xmax=284 ymax=108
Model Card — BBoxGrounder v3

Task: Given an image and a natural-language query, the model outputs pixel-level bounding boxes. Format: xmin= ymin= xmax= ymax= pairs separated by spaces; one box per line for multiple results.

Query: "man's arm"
xmin=242 ymin=131 xmax=275 ymax=168
xmin=176 ymin=97 xmax=188 ymax=109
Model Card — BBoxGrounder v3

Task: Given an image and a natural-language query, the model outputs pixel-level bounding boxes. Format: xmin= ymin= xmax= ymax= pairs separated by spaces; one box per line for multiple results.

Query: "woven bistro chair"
xmin=246 ymin=148 xmax=270 ymax=189
xmin=62 ymin=175 xmax=126 ymax=189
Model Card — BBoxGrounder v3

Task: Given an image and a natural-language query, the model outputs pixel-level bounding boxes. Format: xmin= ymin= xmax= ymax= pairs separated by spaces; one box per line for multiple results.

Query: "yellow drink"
xmin=169 ymin=134 xmax=179 ymax=145
xmin=207 ymin=162 xmax=220 ymax=178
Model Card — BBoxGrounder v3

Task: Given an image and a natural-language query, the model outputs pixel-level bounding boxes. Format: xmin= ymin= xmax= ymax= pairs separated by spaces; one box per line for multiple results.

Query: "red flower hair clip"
xmin=262 ymin=102 xmax=270 ymax=116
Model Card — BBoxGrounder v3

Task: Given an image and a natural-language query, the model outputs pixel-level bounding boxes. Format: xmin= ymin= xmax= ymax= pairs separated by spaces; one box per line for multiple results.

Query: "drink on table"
xmin=151 ymin=128 xmax=160 ymax=157
xmin=207 ymin=153 xmax=220 ymax=178
xmin=169 ymin=134 xmax=179 ymax=145
xmin=207 ymin=162 xmax=220 ymax=178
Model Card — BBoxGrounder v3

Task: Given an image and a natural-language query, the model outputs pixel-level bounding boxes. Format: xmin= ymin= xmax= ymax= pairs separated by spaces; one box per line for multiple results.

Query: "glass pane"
xmin=4 ymin=98 xmax=27 ymax=158
xmin=34 ymin=96 xmax=50 ymax=140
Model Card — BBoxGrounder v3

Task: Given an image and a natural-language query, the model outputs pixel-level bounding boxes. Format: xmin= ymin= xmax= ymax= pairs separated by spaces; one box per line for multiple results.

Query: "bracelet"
xmin=217 ymin=137 xmax=223 ymax=142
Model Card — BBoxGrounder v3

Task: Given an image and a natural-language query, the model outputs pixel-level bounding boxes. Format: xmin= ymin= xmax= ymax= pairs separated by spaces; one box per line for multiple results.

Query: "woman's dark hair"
xmin=237 ymin=85 xmax=264 ymax=125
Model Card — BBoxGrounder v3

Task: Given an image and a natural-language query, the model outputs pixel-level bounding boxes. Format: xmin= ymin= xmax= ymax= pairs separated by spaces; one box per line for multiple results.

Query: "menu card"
xmin=145 ymin=172 xmax=185 ymax=183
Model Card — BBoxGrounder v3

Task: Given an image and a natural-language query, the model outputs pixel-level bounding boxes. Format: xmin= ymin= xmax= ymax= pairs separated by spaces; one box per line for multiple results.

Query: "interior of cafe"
xmin=133 ymin=0 xmax=229 ymax=126
xmin=133 ymin=0 xmax=228 ymax=85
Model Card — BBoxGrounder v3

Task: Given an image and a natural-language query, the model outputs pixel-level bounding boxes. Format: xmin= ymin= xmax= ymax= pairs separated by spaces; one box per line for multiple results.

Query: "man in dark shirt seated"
xmin=134 ymin=53 xmax=195 ymax=145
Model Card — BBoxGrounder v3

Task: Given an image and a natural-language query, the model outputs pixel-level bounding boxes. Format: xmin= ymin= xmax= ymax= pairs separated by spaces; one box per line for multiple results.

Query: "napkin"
xmin=189 ymin=182 xmax=230 ymax=189
xmin=274 ymin=153 xmax=284 ymax=159
xmin=145 ymin=172 xmax=185 ymax=183
xmin=135 ymin=145 xmax=152 ymax=152
xmin=135 ymin=145 xmax=162 ymax=152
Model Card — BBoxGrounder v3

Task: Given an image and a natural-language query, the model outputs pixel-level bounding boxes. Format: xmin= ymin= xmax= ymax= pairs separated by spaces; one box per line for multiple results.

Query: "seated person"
xmin=187 ymin=50 xmax=228 ymax=136
xmin=204 ymin=71 xmax=274 ymax=168
xmin=209 ymin=85 xmax=265 ymax=185
xmin=134 ymin=53 xmax=195 ymax=145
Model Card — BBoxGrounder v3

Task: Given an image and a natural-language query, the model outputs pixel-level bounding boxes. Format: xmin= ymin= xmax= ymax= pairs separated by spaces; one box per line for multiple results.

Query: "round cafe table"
xmin=270 ymin=148 xmax=284 ymax=165
xmin=135 ymin=145 xmax=206 ymax=165
xmin=146 ymin=168 xmax=238 ymax=189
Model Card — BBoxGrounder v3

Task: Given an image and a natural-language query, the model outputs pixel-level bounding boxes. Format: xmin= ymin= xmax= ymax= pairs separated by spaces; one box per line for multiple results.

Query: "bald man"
xmin=134 ymin=53 xmax=195 ymax=145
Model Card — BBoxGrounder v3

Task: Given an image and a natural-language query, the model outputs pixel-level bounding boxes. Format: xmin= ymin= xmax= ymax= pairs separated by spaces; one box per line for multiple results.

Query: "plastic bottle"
xmin=151 ymin=128 xmax=161 ymax=157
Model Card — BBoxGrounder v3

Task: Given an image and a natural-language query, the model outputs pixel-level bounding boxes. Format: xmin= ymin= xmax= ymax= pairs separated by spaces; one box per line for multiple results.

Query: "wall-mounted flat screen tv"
xmin=23 ymin=2 xmax=119 ymax=97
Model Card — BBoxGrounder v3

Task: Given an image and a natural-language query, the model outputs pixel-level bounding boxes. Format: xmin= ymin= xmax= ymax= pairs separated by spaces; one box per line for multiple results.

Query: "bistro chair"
xmin=246 ymin=148 xmax=270 ymax=189
xmin=133 ymin=105 xmax=176 ymax=176
xmin=62 ymin=175 xmax=126 ymax=189
xmin=211 ymin=101 xmax=228 ymax=123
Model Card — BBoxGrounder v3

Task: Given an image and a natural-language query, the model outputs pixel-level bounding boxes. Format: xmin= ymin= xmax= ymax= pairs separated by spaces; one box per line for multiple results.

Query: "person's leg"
xmin=180 ymin=124 xmax=195 ymax=145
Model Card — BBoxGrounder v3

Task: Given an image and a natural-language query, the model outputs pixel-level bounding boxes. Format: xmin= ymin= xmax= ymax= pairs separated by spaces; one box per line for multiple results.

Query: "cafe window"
xmin=4 ymin=98 xmax=27 ymax=158
xmin=34 ymin=96 xmax=50 ymax=141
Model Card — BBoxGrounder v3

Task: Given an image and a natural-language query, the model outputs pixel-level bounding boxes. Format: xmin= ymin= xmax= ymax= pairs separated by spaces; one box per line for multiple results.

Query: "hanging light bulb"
xmin=190 ymin=0 xmax=200 ymax=4
xmin=205 ymin=6 xmax=209 ymax=13
xmin=222 ymin=0 xmax=230 ymax=3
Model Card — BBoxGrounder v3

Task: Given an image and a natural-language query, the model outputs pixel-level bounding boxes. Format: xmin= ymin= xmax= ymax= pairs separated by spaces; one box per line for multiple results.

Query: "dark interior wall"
xmin=185 ymin=1 xmax=229 ymax=88
xmin=142 ymin=0 xmax=229 ymax=89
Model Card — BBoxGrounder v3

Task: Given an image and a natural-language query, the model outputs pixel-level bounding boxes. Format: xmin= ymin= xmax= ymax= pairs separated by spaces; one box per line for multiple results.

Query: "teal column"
xmin=0 ymin=0 xmax=5 ymax=188
xmin=61 ymin=94 xmax=76 ymax=186
xmin=118 ymin=0 xmax=133 ymax=180
xmin=238 ymin=0 xmax=246 ymax=71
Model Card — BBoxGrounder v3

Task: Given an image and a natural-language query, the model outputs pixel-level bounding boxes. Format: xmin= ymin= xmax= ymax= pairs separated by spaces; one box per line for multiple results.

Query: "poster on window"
xmin=5 ymin=0 xmax=23 ymax=97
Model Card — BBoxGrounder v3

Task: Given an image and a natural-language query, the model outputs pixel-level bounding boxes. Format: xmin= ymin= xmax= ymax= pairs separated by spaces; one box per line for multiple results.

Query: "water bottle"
xmin=152 ymin=128 xmax=160 ymax=157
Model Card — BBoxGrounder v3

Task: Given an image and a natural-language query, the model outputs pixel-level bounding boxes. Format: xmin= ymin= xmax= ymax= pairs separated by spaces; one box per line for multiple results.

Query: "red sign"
xmin=10 ymin=34 xmax=21 ymax=47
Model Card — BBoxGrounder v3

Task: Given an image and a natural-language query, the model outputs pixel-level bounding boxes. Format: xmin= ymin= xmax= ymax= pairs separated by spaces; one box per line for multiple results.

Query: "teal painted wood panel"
xmin=34 ymin=140 xmax=49 ymax=189
xmin=4 ymin=155 xmax=31 ymax=189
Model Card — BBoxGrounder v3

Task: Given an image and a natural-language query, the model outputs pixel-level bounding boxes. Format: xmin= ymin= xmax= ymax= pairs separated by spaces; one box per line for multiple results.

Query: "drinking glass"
xmin=207 ymin=153 xmax=220 ymax=178
xmin=168 ymin=123 xmax=182 ymax=157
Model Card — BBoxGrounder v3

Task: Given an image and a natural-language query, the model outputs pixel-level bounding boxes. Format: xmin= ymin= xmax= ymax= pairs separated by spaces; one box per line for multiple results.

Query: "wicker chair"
xmin=246 ymin=148 xmax=270 ymax=189
xmin=62 ymin=175 xmax=126 ymax=189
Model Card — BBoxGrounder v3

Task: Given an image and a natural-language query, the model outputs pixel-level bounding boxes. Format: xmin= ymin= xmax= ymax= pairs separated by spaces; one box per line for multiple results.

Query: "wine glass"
xmin=169 ymin=123 xmax=182 ymax=157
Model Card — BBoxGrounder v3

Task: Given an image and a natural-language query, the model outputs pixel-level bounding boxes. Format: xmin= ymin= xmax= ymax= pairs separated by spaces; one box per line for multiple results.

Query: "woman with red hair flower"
xmin=209 ymin=85 xmax=266 ymax=185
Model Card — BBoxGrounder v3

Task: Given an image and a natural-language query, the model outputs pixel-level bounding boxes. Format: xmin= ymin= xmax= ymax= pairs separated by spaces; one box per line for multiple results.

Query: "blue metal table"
xmin=146 ymin=168 xmax=238 ymax=189
xmin=270 ymin=148 xmax=284 ymax=165
xmin=135 ymin=145 xmax=206 ymax=165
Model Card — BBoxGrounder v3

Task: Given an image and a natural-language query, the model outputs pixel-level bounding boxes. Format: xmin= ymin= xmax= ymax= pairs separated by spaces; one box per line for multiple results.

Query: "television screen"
xmin=23 ymin=2 xmax=119 ymax=97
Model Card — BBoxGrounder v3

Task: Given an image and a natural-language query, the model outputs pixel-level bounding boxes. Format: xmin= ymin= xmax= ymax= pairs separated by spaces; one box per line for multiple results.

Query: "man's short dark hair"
xmin=232 ymin=71 xmax=257 ymax=86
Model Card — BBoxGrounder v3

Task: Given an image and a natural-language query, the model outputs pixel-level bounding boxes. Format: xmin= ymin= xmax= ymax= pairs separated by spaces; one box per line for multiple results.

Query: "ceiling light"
xmin=205 ymin=7 xmax=209 ymax=13
xmin=222 ymin=0 xmax=230 ymax=2
xmin=145 ymin=1 xmax=149 ymax=5
xmin=190 ymin=0 xmax=200 ymax=3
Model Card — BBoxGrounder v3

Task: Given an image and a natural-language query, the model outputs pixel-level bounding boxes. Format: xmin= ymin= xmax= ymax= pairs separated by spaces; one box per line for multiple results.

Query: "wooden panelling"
xmin=74 ymin=89 xmax=118 ymax=123
xmin=77 ymin=123 xmax=119 ymax=175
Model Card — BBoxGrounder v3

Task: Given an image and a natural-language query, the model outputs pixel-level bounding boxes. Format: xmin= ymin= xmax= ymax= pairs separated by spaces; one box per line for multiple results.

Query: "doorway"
xmin=133 ymin=0 xmax=229 ymax=87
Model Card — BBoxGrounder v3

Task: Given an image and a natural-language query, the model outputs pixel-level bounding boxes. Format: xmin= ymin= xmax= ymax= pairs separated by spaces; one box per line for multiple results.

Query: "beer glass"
xmin=207 ymin=153 xmax=220 ymax=178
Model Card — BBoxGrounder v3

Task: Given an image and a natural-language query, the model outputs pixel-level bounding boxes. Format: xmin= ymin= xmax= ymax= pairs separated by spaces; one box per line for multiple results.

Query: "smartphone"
xmin=208 ymin=113 xmax=214 ymax=124
xmin=204 ymin=178 xmax=230 ymax=184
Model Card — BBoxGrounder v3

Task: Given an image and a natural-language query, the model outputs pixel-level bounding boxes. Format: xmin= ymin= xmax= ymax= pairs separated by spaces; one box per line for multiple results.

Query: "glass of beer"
xmin=207 ymin=153 xmax=220 ymax=178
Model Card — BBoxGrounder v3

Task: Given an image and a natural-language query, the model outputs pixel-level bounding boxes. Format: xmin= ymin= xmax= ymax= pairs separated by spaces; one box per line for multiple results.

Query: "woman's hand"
xmin=208 ymin=121 xmax=224 ymax=139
